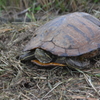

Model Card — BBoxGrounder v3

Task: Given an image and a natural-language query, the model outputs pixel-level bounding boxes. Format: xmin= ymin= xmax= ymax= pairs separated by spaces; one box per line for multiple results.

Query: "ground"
xmin=0 ymin=12 xmax=100 ymax=100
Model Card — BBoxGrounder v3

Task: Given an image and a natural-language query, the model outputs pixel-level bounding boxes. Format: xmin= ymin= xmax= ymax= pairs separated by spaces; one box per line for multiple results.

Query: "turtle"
xmin=20 ymin=12 xmax=100 ymax=69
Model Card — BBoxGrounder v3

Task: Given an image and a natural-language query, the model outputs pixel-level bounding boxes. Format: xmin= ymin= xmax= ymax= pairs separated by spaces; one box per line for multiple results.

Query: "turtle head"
xmin=20 ymin=50 xmax=35 ymax=61
xmin=20 ymin=48 xmax=53 ymax=63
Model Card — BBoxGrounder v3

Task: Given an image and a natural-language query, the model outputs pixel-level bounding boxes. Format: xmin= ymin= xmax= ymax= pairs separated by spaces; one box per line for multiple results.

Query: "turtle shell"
xmin=24 ymin=12 xmax=100 ymax=57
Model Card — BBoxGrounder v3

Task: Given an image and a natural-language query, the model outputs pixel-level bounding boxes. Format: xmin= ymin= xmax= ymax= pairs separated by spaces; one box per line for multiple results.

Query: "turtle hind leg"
xmin=65 ymin=58 xmax=90 ymax=69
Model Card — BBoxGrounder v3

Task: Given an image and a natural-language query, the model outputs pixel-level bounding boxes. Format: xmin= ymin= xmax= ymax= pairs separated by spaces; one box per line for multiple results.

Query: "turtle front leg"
xmin=65 ymin=58 xmax=90 ymax=69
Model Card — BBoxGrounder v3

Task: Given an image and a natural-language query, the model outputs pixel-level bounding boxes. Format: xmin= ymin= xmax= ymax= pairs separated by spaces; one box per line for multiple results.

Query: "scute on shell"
xmin=24 ymin=12 xmax=100 ymax=57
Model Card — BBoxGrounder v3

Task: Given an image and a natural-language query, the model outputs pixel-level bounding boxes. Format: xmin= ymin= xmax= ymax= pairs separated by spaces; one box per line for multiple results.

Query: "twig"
xmin=20 ymin=92 xmax=32 ymax=100
xmin=41 ymin=81 xmax=63 ymax=100
xmin=83 ymin=73 xmax=100 ymax=96
xmin=76 ymin=68 xmax=100 ymax=96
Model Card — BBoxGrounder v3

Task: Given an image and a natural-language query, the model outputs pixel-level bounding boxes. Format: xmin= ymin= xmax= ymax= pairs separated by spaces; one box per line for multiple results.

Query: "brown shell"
xmin=24 ymin=12 xmax=100 ymax=57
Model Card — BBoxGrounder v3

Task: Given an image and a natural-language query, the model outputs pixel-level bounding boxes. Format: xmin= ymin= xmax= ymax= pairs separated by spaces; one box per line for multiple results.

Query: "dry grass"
xmin=0 ymin=12 xmax=100 ymax=100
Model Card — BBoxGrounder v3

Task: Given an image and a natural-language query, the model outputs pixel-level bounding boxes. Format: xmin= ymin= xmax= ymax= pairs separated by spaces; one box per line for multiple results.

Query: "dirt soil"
xmin=0 ymin=12 xmax=100 ymax=100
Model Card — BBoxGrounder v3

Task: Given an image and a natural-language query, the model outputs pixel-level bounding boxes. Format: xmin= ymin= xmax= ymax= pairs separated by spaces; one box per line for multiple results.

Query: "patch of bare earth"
xmin=0 ymin=14 xmax=100 ymax=100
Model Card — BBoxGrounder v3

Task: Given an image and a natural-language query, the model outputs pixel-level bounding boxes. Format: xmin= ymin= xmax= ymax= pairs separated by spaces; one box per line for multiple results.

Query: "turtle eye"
xmin=34 ymin=48 xmax=52 ymax=63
